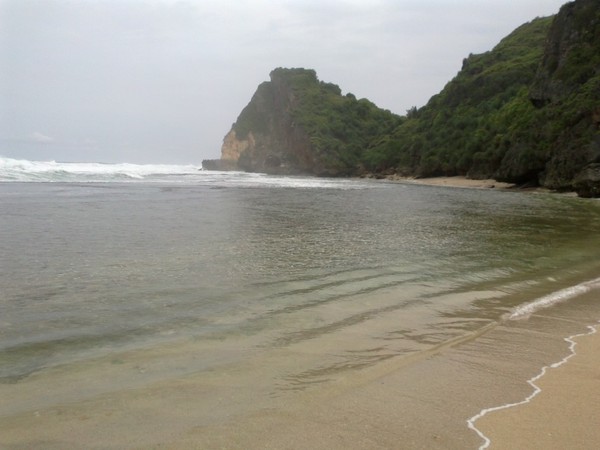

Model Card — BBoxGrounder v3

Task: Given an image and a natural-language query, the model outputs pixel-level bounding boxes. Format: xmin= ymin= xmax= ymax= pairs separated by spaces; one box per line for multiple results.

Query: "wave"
xmin=0 ymin=156 xmax=374 ymax=189
xmin=508 ymin=276 xmax=600 ymax=320
xmin=468 ymin=277 xmax=600 ymax=448
xmin=0 ymin=156 xmax=202 ymax=182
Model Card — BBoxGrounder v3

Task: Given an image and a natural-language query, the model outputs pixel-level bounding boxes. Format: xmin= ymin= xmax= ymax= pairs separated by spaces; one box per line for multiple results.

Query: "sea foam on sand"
xmin=467 ymin=278 xmax=600 ymax=449
xmin=467 ymin=321 xmax=599 ymax=449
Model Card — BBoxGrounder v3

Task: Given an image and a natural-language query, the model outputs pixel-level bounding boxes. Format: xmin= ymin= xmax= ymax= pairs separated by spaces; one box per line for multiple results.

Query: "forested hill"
xmin=206 ymin=0 xmax=600 ymax=197
xmin=363 ymin=16 xmax=554 ymax=180
xmin=211 ymin=68 xmax=402 ymax=176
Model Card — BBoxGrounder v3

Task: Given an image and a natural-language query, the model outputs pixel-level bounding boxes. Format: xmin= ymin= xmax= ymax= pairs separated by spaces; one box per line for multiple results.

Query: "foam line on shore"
xmin=466 ymin=321 xmax=599 ymax=450
xmin=507 ymin=277 xmax=600 ymax=320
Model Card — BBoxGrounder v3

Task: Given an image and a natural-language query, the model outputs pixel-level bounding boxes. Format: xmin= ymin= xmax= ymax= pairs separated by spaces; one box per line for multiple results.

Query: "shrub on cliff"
xmin=366 ymin=0 xmax=599 ymax=194
xmin=223 ymin=0 xmax=600 ymax=194
xmin=228 ymin=67 xmax=401 ymax=175
xmin=277 ymin=68 xmax=402 ymax=174
xmin=364 ymin=16 xmax=553 ymax=179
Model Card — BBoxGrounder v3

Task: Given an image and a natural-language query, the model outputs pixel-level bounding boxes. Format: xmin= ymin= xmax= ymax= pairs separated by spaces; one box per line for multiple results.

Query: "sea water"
xmin=2 ymin=157 xmax=600 ymax=446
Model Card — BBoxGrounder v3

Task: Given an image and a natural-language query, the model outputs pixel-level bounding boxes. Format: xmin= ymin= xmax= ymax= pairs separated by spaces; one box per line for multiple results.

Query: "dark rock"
xmin=201 ymin=159 xmax=239 ymax=171
xmin=530 ymin=0 xmax=600 ymax=107
xmin=573 ymin=163 xmax=600 ymax=197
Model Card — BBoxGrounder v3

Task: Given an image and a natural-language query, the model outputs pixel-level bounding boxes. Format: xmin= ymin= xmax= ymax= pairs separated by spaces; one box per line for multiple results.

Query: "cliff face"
xmin=221 ymin=130 xmax=255 ymax=162
xmin=366 ymin=0 xmax=599 ymax=195
xmin=527 ymin=0 xmax=600 ymax=195
xmin=221 ymin=73 xmax=317 ymax=174
xmin=212 ymin=0 xmax=599 ymax=196
xmin=216 ymin=70 xmax=318 ymax=175
xmin=218 ymin=68 xmax=401 ymax=176
xmin=531 ymin=0 xmax=600 ymax=106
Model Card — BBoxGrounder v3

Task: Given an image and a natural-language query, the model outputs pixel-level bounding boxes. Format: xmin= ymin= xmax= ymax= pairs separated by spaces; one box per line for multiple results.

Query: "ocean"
xmin=2 ymin=156 xmax=600 ymax=448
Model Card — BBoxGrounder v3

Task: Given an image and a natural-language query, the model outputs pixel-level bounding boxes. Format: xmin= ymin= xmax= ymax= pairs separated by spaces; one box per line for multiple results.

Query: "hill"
xmin=213 ymin=68 xmax=401 ymax=176
xmin=206 ymin=0 xmax=600 ymax=196
xmin=363 ymin=16 xmax=554 ymax=180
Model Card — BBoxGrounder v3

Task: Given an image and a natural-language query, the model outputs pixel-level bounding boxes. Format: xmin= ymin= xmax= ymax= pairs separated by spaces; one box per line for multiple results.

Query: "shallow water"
xmin=1 ymin=173 xmax=600 ymax=447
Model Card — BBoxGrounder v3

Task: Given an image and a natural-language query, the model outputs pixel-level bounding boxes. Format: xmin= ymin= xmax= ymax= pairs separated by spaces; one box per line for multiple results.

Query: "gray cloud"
xmin=0 ymin=0 xmax=566 ymax=164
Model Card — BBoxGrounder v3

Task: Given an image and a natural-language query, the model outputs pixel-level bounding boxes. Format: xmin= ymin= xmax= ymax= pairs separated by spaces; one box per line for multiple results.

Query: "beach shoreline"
xmin=371 ymin=174 xmax=583 ymax=195
xmin=1 ymin=180 xmax=599 ymax=449
xmin=3 ymin=291 xmax=600 ymax=449
xmin=391 ymin=175 xmax=517 ymax=190
xmin=471 ymin=319 xmax=600 ymax=449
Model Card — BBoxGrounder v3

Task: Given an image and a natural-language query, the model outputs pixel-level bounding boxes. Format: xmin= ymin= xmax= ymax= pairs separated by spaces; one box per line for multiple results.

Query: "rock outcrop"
xmin=201 ymin=158 xmax=239 ymax=171
xmin=217 ymin=68 xmax=401 ymax=176
xmin=573 ymin=163 xmax=600 ymax=197
xmin=218 ymin=70 xmax=323 ymax=175
xmin=209 ymin=0 xmax=599 ymax=196
xmin=529 ymin=0 xmax=600 ymax=195
xmin=530 ymin=0 xmax=600 ymax=106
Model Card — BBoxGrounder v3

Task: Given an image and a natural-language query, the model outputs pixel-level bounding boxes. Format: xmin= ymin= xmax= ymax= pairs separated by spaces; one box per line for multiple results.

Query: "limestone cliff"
xmin=218 ymin=68 xmax=401 ymax=176
xmin=221 ymin=130 xmax=255 ymax=162
xmin=209 ymin=0 xmax=599 ymax=196
xmin=217 ymin=70 xmax=320 ymax=175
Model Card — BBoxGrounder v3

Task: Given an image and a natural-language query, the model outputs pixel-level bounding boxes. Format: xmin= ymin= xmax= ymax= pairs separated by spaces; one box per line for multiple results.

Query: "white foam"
xmin=508 ymin=277 xmax=600 ymax=320
xmin=0 ymin=156 xmax=202 ymax=182
xmin=0 ymin=156 xmax=374 ymax=189
xmin=467 ymin=321 xmax=600 ymax=449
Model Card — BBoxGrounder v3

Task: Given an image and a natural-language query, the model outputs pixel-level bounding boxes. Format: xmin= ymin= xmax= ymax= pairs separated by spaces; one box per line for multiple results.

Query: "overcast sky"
xmin=1 ymin=0 xmax=566 ymax=164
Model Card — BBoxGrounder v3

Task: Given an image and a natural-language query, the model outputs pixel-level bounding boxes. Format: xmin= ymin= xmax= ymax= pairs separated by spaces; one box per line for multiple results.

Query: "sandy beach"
xmin=3 ymin=295 xmax=600 ymax=449
xmin=397 ymin=175 xmax=517 ymax=190
xmin=473 ymin=320 xmax=600 ymax=449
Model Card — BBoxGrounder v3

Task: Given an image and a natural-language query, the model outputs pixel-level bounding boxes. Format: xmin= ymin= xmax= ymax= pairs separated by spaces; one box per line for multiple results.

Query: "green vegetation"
xmin=282 ymin=68 xmax=402 ymax=174
xmin=233 ymin=82 xmax=272 ymax=139
xmin=227 ymin=0 xmax=600 ymax=194
xmin=363 ymin=17 xmax=554 ymax=179
xmin=363 ymin=0 xmax=599 ymax=194
xmin=234 ymin=67 xmax=402 ymax=175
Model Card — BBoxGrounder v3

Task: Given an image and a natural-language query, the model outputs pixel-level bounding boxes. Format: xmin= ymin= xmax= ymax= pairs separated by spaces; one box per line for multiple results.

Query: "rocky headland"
xmin=204 ymin=0 xmax=600 ymax=197
xmin=204 ymin=68 xmax=401 ymax=177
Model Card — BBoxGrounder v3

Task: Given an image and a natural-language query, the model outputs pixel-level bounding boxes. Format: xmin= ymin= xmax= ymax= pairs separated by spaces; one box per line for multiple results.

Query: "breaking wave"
xmin=0 ymin=156 xmax=372 ymax=189
xmin=0 ymin=156 xmax=202 ymax=182
xmin=508 ymin=277 xmax=600 ymax=320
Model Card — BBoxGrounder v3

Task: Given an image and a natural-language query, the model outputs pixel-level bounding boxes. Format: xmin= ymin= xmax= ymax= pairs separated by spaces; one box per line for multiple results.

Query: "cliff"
xmin=363 ymin=16 xmax=555 ymax=180
xmin=530 ymin=0 xmax=600 ymax=106
xmin=212 ymin=0 xmax=600 ymax=196
xmin=217 ymin=68 xmax=401 ymax=176
xmin=370 ymin=0 xmax=600 ymax=196
xmin=221 ymin=70 xmax=317 ymax=175
xmin=528 ymin=0 xmax=600 ymax=195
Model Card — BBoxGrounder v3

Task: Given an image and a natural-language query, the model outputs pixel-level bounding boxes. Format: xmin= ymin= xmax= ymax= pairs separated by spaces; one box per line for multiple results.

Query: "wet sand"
xmin=398 ymin=175 xmax=516 ymax=190
xmin=473 ymin=320 xmax=600 ymax=449
xmin=1 ymin=293 xmax=599 ymax=449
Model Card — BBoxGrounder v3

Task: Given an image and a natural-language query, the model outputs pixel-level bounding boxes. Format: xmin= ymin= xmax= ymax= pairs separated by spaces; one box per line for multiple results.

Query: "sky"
xmin=0 ymin=0 xmax=567 ymax=165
